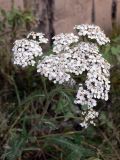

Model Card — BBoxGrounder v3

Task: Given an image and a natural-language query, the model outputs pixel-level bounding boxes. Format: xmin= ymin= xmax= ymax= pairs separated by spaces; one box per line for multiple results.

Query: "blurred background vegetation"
xmin=0 ymin=3 xmax=120 ymax=160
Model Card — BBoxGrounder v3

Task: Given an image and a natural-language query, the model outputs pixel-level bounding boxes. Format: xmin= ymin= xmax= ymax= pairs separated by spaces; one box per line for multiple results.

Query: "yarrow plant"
xmin=12 ymin=24 xmax=111 ymax=128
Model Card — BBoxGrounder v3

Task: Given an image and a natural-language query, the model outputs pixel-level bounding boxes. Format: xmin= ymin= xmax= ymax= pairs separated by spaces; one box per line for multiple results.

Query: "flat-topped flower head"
xmin=74 ymin=24 xmax=110 ymax=45
xmin=12 ymin=39 xmax=43 ymax=67
xmin=52 ymin=33 xmax=79 ymax=54
xmin=37 ymin=54 xmax=71 ymax=84
xmin=27 ymin=32 xmax=48 ymax=44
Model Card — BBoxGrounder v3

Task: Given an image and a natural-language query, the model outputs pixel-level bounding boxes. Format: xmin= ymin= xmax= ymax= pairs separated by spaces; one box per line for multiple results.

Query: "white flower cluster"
xmin=65 ymin=42 xmax=99 ymax=76
xmin=74 ymin=24 xmax=110 ymax=45
xmin=52 ymin=33 xmax=79 ymax=53
xmin=12 ymin=24 xmax=111 ymax=128
xmin=27 ymin=32 xmax=48 ymax=44
xmin=12 ymin=39 xmax=42 ymax=67
xmin=37 ymin=54 xmax=71 ymax=84
xmin=80 ymin=108 xmax=99 ymax=128
xmin=74 ymin=43 xmax=110 ymax=106
xmin=12 ymin=32 xmax=48 ymax=67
